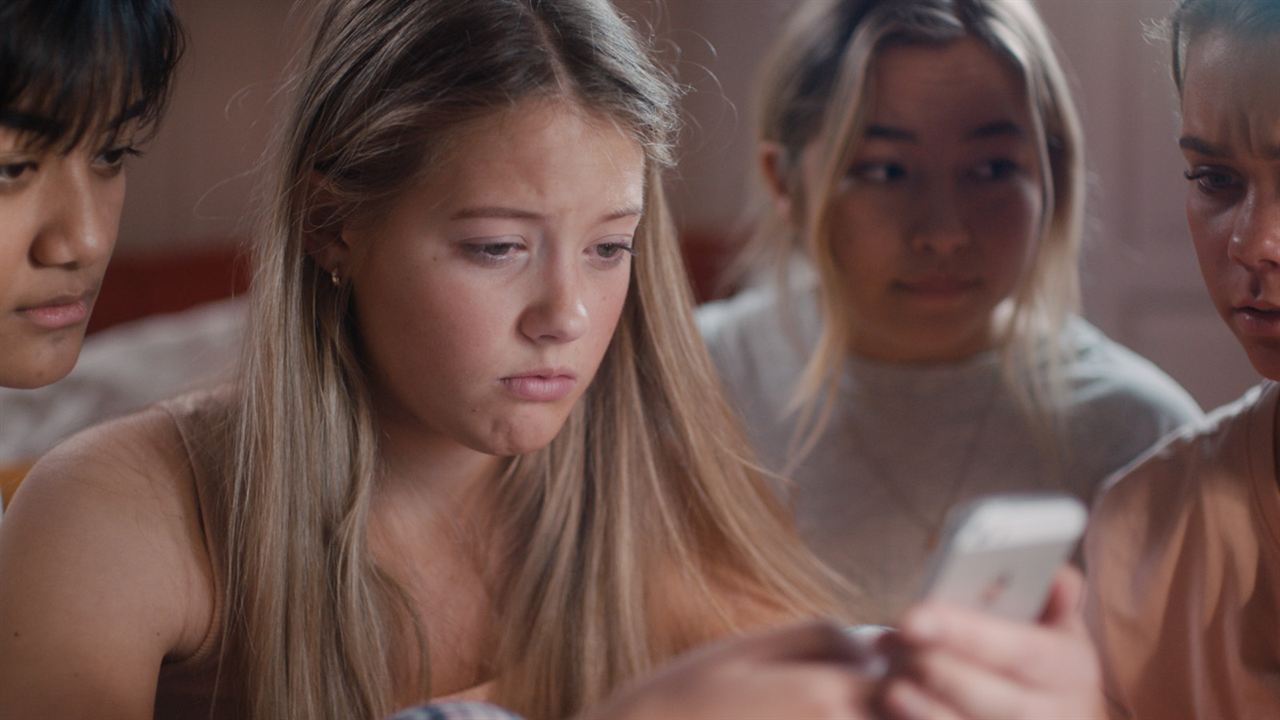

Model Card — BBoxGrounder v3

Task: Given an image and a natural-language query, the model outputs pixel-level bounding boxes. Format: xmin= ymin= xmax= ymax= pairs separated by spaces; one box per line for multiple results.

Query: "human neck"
xmin=373 ymin=401 xmax=504 ymax=514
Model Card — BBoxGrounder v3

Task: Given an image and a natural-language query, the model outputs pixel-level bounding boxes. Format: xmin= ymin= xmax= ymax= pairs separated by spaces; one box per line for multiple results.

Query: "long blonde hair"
xmin=748 ymin=0 xmax=1085 ymax=464
xmin=216 ymin=1 xmax=841 ymax=719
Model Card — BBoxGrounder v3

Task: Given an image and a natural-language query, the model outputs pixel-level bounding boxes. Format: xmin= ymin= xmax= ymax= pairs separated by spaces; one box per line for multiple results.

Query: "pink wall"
xmin=116 ymin=0 xmax=1259 ymax=408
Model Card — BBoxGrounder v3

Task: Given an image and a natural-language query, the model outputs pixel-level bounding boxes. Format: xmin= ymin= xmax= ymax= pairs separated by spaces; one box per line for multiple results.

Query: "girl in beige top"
xmin=1085 ymin=0 xmax=1280 ymax=717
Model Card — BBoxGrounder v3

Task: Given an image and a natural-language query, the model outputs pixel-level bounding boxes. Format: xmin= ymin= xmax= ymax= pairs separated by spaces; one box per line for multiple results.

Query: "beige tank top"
xmin=152 ymin=390 xmax=244 ymax=719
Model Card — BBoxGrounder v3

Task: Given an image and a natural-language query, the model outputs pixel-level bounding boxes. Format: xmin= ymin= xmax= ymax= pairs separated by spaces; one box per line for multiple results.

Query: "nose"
xmin=30 ymin=162 xmax=117 ymax=270
xmin=910 ymin=182 xmax=971 ymax=257
xmin=518 ymin=258 xmax=589 ymax=345
xmin=1228 ymin=191 xmax=1280 ymax=272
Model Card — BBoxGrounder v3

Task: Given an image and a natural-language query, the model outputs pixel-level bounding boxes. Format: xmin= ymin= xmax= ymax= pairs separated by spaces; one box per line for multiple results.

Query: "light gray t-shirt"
xmin=697 ymin=281 xmax=1205 ymax=622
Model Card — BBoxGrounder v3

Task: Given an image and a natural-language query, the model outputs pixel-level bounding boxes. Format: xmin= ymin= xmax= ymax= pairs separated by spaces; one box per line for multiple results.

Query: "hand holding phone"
xmin=917 ymin=492 xmax=1087 ymax=622
xmin=869 ymin=494 xmax=1104 ymax=720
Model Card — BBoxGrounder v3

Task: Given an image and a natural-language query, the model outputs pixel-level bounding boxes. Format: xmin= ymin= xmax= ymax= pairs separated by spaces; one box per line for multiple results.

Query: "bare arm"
xmin=578 ymin=621 xmax=874 ymax=720
xmin=0 ymin=411 xmax=212 ymax=718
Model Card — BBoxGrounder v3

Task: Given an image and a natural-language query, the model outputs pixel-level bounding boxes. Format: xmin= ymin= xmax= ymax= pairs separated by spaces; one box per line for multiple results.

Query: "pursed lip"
xmin=500 ymin=367 xmax=579 ymax=402
xmin=14 ymin=289 xmax=96 ymax=330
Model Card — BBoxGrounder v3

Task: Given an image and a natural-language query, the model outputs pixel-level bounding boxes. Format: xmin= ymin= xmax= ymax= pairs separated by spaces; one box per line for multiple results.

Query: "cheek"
xmin=0 ymin=230 xmax=25 ymax=305
xmin=584 ymin=270 xmax=631 ymax=353
xmin=1186 ymin=195 xmax=1234 ymax=296
xmin=826 ymin=196 xmax=902 ymax=282
xmin=104 ymin=179 xmax=126 ymax=243
xmin=356 ymin=254 xmax=510 ymax=387
xmin=0 ymin=199 xmax=38 ymax=304
xmin=970 ymin=184 xmax=1042 ymax=272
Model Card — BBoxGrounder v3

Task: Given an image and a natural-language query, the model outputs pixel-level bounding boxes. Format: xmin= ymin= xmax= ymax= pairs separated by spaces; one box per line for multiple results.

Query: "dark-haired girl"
xmin=0 ymin=0 xmax=183 ymax=389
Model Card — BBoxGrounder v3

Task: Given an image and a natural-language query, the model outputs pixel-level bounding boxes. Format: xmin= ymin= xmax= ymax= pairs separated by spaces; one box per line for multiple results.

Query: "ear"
xmin=302 ymin=171 xmax=353 ymax=279
xmin=759 ymin=141 xmax=794 ymax=224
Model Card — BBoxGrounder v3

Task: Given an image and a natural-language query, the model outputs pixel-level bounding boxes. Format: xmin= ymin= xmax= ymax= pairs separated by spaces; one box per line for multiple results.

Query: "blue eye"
xmin=462 ymin=237 xmax=527 ymax=267
xmin=593 ymin=241 xmax=634 ymax=259
xmin=586 ymin=236 xmax=635 ymax=270
xmin=477 ymin=242 xmax=518 ymax=257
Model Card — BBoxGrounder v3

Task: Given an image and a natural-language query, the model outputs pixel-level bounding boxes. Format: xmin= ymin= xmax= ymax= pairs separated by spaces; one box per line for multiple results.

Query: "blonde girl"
xmin=698 ymin=0 xmax=1203 ymax=620
xmin=0 ymin=0 xmax=865 ymax=718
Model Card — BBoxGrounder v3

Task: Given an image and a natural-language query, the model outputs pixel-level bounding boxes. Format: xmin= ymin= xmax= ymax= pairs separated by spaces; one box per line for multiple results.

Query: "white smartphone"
xmin=916 ymin=493 xmax=1088 ymax=622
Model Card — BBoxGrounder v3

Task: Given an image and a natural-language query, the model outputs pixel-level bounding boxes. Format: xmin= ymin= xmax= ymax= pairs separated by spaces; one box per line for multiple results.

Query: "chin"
xmin=473 ymin=412 xmax=569 ymax=457
xmin=1244 ymin=346 xmax=1280 ymax=383
xmin=0 ymin=346 xmax=80 ymax=389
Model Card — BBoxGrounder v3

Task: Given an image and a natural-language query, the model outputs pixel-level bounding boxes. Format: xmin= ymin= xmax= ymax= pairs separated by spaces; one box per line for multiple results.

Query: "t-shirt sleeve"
xmin=1062 ymin=331 xmax=1206 ymax=499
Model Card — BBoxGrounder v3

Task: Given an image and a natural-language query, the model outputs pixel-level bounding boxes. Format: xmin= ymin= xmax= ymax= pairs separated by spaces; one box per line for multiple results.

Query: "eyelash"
xmin=848 ymin=161 xmax=908 ymax=184
xmin=461 ymin=238 xmax=636 ymax=268
xmin=0 ymin=161 xmax=36 ymax=185
xmin=95 ymin=145 xmax=142 ymax=173
xmin=0 ymin=145 xmax=141 ymax=188
xmin=972 ymin=158 xmax=1021 ymax=181
xmin=463 ymin=240 xmax=525 ymax=267
xmin=845 ymin=158 xmax=1022 ymax=184
xmin=1184 ymin=167 xmax=1241 ymax=196
xmin=591 ymin=240 xmax=635 ymax=262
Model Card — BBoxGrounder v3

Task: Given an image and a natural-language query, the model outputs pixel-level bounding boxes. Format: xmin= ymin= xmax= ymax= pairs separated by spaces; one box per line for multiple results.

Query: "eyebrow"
xmin=863 ymin=120 xmax=1025 ymax=143
xmin=449 ymin=204 xmax=645 ymax=223
xmin=1180 ymin=134 xmax=1280 ymax=161
xmin=1179 ymin=135 xmax=1228 ymax=157
xmin=864 ymin=124 xmax=917 ymax=143
xmin=968 ymin=120 xmax=1025 ymax=140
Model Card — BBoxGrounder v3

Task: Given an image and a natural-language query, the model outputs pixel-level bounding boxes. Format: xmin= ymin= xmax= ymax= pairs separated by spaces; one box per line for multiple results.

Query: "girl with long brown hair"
xmin=0 ymin=1 xmax=862 ymax=718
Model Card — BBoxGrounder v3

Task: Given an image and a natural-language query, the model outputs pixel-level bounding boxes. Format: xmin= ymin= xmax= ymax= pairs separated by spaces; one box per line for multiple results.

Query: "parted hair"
xmin=748 ymin=0 xmax=1085 ymax=465
xmin=218 ymin=1 xmax=843 ymax=719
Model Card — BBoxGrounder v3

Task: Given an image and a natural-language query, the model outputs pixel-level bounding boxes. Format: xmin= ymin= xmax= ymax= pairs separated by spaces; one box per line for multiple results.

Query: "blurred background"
xmin=105 ymin=0 xmax=1254 ymax=411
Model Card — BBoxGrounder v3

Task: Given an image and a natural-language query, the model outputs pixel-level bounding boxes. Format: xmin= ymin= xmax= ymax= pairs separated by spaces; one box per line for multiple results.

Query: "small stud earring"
xmin=330 ymin=269 xmax=341 ymax=287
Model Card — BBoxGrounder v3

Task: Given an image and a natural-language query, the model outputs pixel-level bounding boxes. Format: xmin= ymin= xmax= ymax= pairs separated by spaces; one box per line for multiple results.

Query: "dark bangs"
xmin=0 ymin=0 xmax=184 ymax=153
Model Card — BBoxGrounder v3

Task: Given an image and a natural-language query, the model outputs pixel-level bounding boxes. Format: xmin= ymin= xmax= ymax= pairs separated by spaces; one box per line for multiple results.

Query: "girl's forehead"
xmin=1181 ymin=30 xmax=1280 ymax=156
xmin=409 ymin=99 xmax=646 ymax=215
xmin=865 ymin=39 xmax=1024 ymax=109
xmin=865 ymin=39 xmax=1030 ymax=132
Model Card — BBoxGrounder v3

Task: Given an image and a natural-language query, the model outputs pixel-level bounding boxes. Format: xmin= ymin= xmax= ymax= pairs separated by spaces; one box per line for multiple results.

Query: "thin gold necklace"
xmin=844 ymin=374 xmax=1001 ymax=550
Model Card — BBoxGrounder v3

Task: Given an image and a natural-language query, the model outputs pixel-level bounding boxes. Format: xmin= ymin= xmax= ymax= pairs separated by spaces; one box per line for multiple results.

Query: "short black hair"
xmin=0 ymin=0 xmax=184 ymax=153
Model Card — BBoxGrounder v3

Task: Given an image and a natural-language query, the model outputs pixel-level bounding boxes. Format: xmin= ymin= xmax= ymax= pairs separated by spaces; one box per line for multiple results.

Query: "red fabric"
xmin=89 ymin=244 xmax=250 ymax=335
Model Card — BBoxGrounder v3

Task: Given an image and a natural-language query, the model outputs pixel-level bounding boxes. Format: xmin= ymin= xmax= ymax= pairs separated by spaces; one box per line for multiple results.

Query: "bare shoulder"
xmin=0 ymin=401 xmax=216 ymax=718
